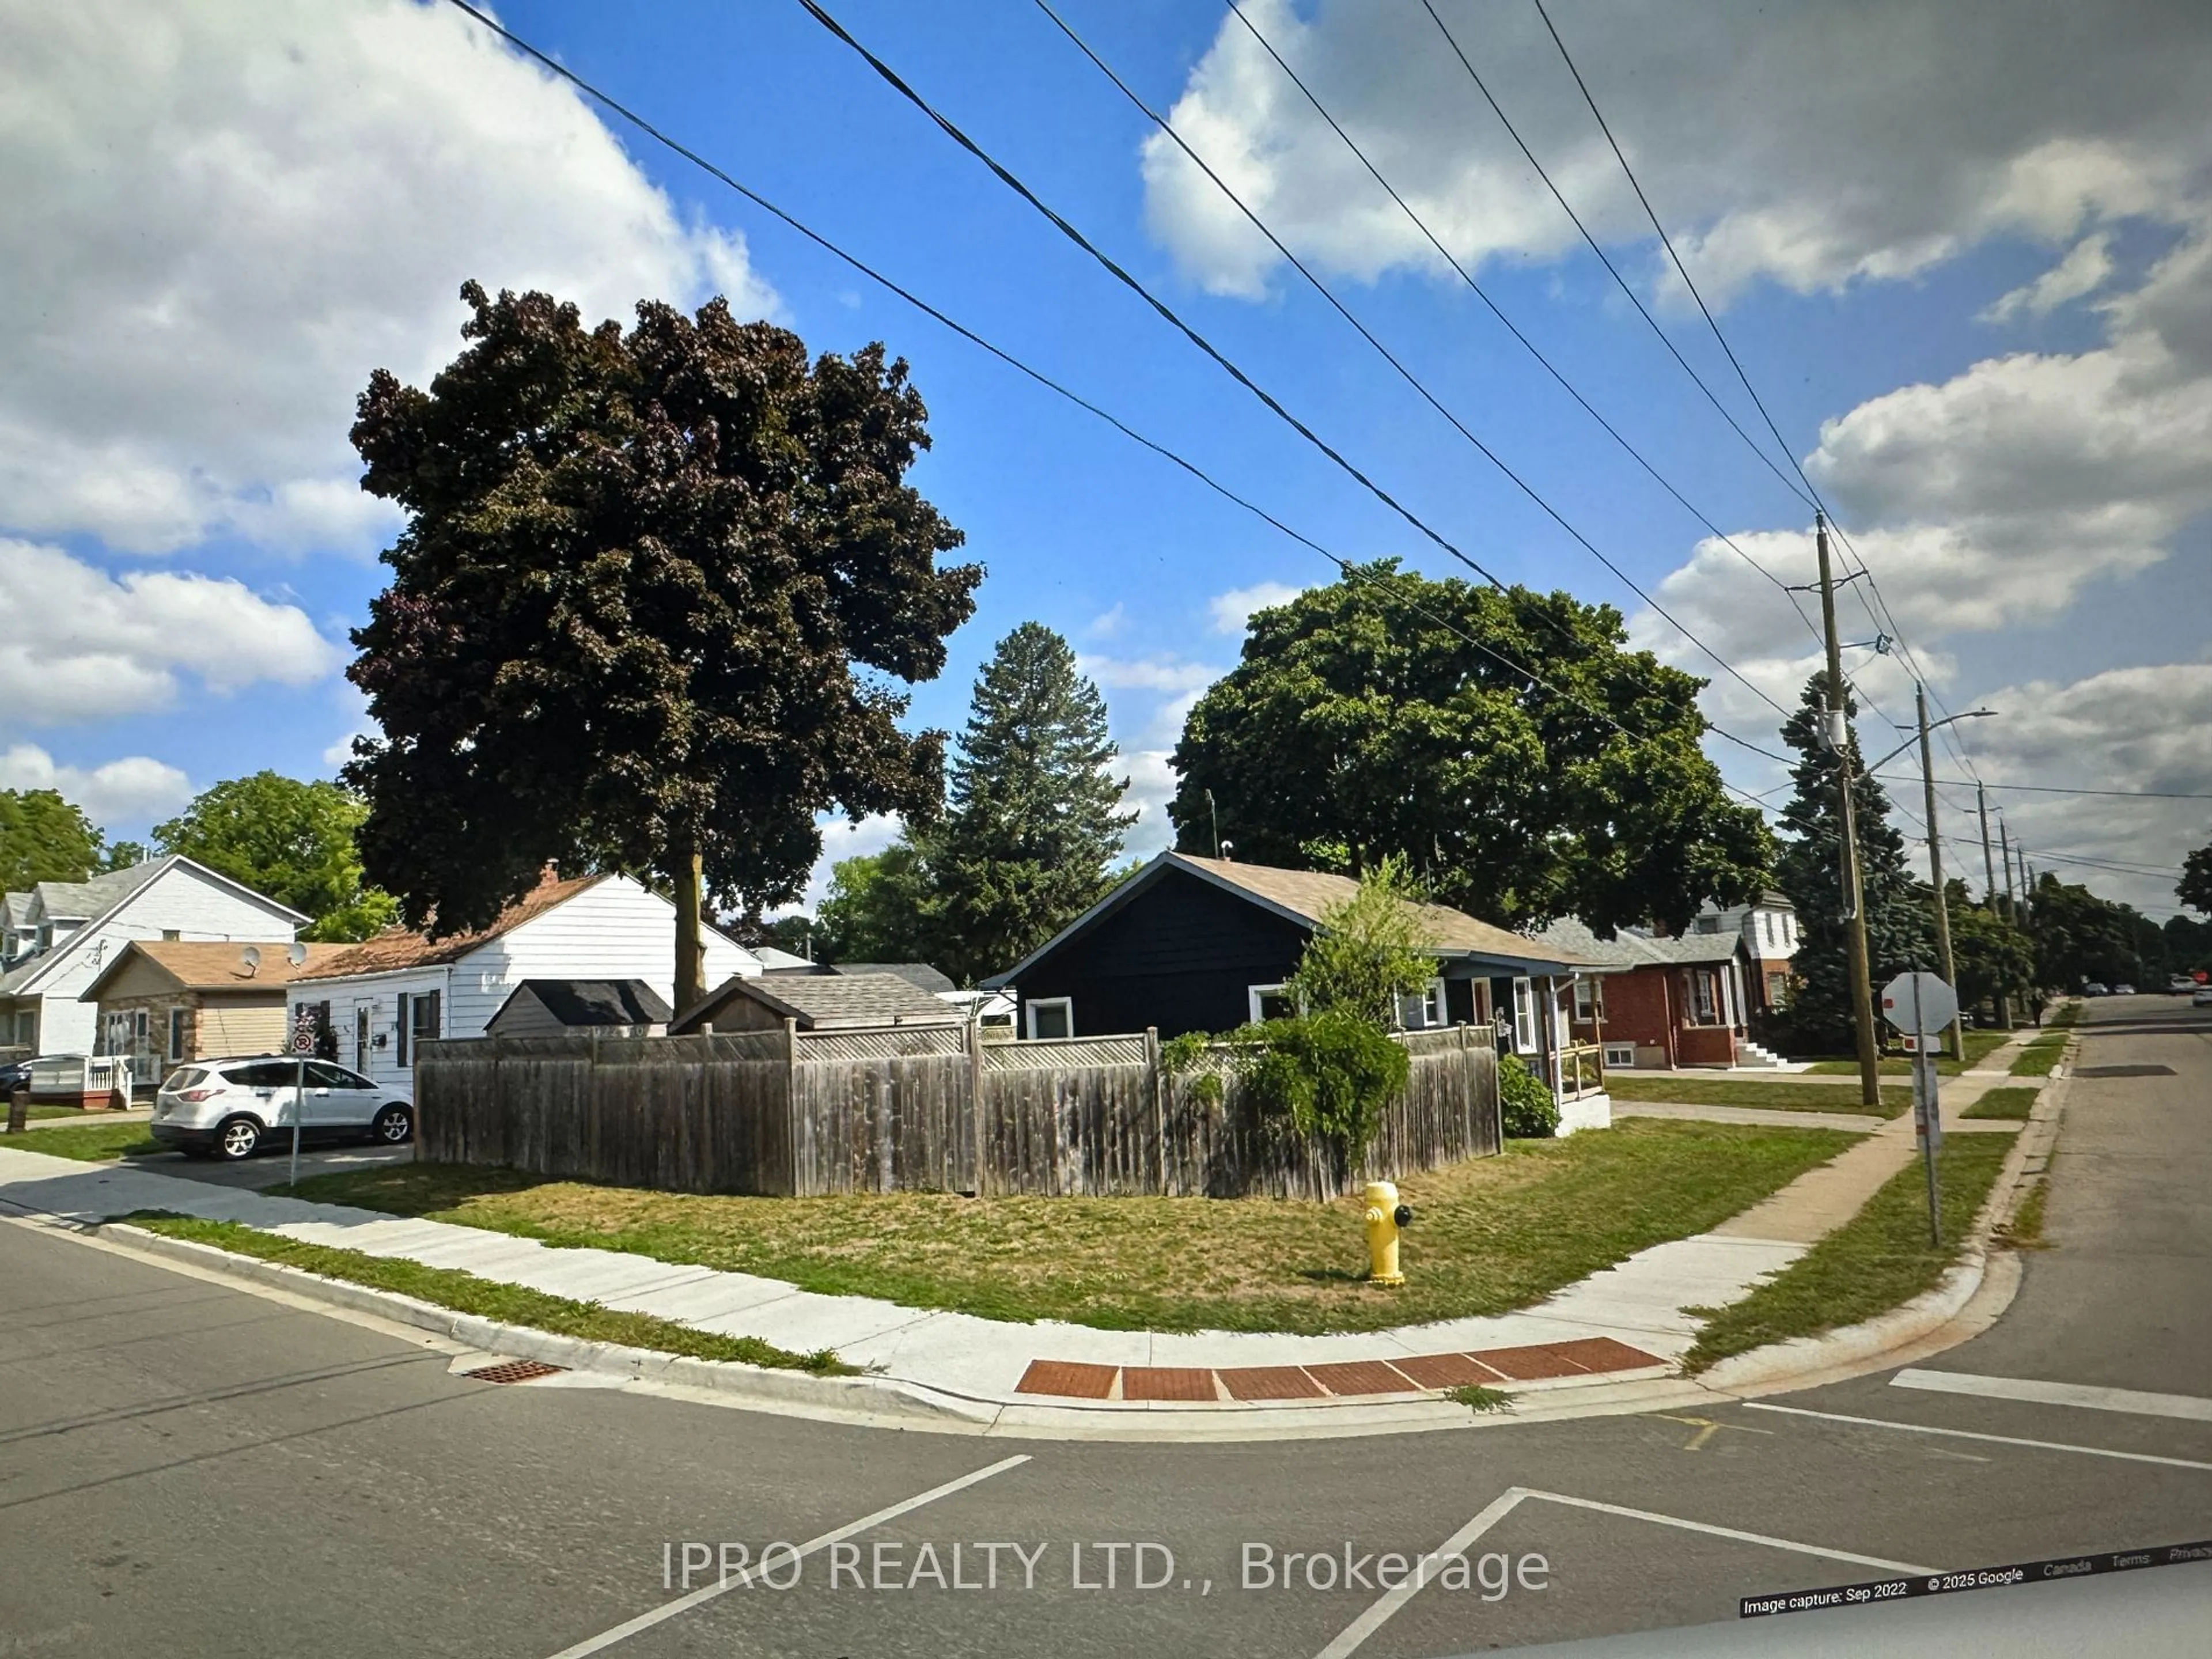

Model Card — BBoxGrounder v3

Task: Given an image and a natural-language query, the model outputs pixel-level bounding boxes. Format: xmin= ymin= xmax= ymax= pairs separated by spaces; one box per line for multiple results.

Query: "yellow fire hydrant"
xmin=1365 ymin=1180 xmax=1413 ymax=1286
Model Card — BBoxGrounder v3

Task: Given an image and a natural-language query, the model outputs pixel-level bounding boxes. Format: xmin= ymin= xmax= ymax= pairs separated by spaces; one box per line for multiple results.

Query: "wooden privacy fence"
xmin=416 ymin=1022 xmax=1501 ymax=1200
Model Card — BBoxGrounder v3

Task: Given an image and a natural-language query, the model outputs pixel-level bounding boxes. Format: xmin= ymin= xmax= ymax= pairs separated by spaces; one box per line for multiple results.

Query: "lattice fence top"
xmin=983 ymin=1035 xmax=1150 ymax=1071
xmin=795 ymin=1026 xmax=967 ymax=1062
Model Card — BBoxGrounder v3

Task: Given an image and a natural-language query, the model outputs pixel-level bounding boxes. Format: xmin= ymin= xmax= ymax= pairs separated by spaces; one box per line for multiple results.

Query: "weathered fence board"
xmin=416 ymin=1022 xmax=1502 ymax=1198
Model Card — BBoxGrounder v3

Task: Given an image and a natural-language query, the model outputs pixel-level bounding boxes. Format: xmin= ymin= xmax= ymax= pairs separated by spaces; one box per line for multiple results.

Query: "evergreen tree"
xmin=1774 ymin=673 xmax=1932 ymax=1051
xmin=919 ymin=624 xmax=1135 ymax=984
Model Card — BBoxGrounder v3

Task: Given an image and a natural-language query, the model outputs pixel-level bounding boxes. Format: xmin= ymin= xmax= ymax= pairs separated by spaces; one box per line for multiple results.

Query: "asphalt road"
xmin=2 ymin=994 xmax=2205 ymax=1658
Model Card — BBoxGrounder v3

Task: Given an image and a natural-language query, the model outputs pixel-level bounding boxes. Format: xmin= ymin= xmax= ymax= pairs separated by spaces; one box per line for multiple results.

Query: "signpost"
xmin=1881 ymin=969 xmax=1957 ymax=1245
xmin=289 ymin=1008 xmax=316 ymax=1190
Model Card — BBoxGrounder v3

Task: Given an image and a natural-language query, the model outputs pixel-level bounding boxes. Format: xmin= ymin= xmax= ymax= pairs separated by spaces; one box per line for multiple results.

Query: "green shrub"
xmin=1161 ymin=1012 xmax=1410 ymax=1165
xmin=1498 ymin=1052 xmax=1560 ymax=1139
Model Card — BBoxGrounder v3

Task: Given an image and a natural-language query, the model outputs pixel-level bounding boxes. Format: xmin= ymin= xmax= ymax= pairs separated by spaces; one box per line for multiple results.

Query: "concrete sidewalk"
xmin=0 ymin=1039 xmax=2056 ymax=1426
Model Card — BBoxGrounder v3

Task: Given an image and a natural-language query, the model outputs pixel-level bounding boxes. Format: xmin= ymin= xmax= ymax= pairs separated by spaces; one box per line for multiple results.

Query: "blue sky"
xmin=3 ymin=0 xmax=2207 ymax=918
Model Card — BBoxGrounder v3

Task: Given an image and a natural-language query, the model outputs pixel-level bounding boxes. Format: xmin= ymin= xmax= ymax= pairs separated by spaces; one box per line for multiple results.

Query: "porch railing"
xmin=1555 ymin=1042 xmax=1607 ymax=1100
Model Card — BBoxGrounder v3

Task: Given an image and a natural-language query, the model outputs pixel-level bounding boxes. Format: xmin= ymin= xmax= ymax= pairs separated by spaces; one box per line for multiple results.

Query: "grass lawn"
xmin=2009 ymin=1036 xmax=2068 ymax=1077
xmin=1605 ymin=1074 xmax=1907 ymax=1116
xmin=1802 ymin=1028 xmax=2010 ymax=1077
xmin=1680 ymin=1133 xmax=2015 ymax=1372
xmin=285 ymin=1119 xmax=1858 ymax=1336
xmin=119 ymin=1213 xmax=850 ymax=1373
xmin=1964 ymin=1086 xmax=2040 ymax=1121
xmin=3 ymin=1122 xmax=165 ymax=1161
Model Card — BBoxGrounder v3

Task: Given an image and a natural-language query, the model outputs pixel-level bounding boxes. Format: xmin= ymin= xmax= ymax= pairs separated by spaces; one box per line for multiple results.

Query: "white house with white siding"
xmin=1 ymin=857 xmax=306 ymax=1056
xmin=286 ymin=873 xmax=760 ymax=1091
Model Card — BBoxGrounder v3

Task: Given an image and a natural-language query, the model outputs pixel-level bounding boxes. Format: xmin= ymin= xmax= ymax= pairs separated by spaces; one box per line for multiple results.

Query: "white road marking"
xmin=1744 ymin=1402 xmax=2212 ymax=1470
xmin=541 ymin=1454 xmax=1031 ymax=1658
xmin=1310 ymin=1487 xmax=1934 ymax=1658
xmin=1891 ymin=1368 xmax=2212 ymax=1423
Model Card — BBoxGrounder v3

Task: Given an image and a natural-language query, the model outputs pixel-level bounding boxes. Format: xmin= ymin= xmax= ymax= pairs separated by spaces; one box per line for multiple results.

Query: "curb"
xmin=1698 ymin=1043 xmax=2072 ymax=1398
xmin=89 ymin=1221 xmax=998 ymax=1431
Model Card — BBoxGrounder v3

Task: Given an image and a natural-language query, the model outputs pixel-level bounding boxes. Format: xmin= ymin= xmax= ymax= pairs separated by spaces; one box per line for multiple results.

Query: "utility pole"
xmin=1978 ymin=782 xmax=2010 ymax=1028
xmin=1917 ymin=684 xmax=1963 ymax=1062
xmin=2000 ymin=819 xmax=2019 ymax=921
xmin=1816 ymin=513 xmax=1883 ymax=1108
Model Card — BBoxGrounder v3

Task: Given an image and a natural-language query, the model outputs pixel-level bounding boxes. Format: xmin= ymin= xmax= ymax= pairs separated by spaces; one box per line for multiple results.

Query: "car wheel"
xmin=213 ymin=1115 xmax=263 ymax=1161
xmin=370 ymin=1104 xmax=414 ymax=1146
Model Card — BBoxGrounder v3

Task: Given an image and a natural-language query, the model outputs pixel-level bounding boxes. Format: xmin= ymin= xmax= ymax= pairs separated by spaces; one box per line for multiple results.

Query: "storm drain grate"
xmin=463 ymin=1359 xmax=567 ymax=1385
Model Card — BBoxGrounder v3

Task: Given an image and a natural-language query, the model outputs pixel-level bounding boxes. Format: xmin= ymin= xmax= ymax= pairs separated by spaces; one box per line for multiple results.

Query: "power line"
xmin=1870 ymin=773 xmax=2212 ymax=801
xmin=1214 ymin=0 xmax=1833 ymax=661
xmin=1414 ymin=0 xmax=1811 ymax=509
xmin=1522 ymin=0 xmax=1966 ymax=777
xmin=432 ymin=0 xmax=1785 ymax=817
xmin=1010 ymin=0 xmax=1792 ymax=721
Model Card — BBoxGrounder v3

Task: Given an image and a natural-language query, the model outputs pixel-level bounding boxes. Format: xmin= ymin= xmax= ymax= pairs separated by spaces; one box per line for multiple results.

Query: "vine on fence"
xmin=1160 ymin=1012 xmax=1410 ymax=1168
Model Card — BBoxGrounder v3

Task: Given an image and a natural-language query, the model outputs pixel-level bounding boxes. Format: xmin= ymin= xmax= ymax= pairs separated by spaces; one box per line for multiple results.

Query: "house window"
xmin=1694 ymin=915 xmax=1720 ymax=934
xmin=1765 ymin=971 xmax=1790 ymax=1007
xmin=1512 ymin=978 xmax=1536 ymax=1054
xmin=1391 ymin=979 xmax=1444 ymax=1031
xmin=1249 ymin=983 xmax=1298 ymax=1023
xmin=1572 ymin=977 xmax=1602 ymax=1021
xmin=161 ymin=929 xmax=181 ymax=941
xmin=1025 ymin=998 xmax=1073 ymax=1040
xmin=1603 ymin=1041 xmax=1637 ymax=1069
xmin=1689 ymin=970 xmax=1718 ymax=1025
xmin=166 ymin=1007 xmax=188 ymax=1062
xmin=395 ymin=991 xmax=441 ymax=1064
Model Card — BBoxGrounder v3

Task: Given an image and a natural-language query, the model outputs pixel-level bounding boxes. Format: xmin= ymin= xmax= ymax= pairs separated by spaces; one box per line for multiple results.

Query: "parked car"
xmin=2082 ymin=982 xmax=2109 ymax=997
xmin=2112 ymin=983 xmax=2137 ymax=997
xmin=149 ymin=1056 xmax=413 ymax=1161
xmin=2171 ymin=976 xmax=2199 ymax=994
xmin=0 ymin=1056 xmax=33 ymax=1098
xmin=2194 ymin=986 xmax=2212 ymax=1008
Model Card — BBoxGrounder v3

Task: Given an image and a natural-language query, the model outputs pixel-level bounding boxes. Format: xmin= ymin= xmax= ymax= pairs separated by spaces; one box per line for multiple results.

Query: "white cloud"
xmin=773 ymin=812 xmax=906 ymax=917
xmin=1208 ymin=579 xmax=1303 ymax=635
xmin=1077 ymin=654 xmax=1226 ymax=696
xmin=0 ymin=539 xmax=342 ymax=727
xmin=1142 ymin=1 xmax=2210 ymax=304
xmin=1121 ymin=750 xmax=1182 ymax=858
xmin=1884 ymin=662 xmax=2212 ymax=919
xmin=1981 ymin=234 xmax=2115 ymax=323
xmin=0 ymin=0 xmax=775 ymax=556
xmin=1087 ymin=603 xmax=1128 ymax=639
xmin=0 ymin=744 xmax=193 ymax=825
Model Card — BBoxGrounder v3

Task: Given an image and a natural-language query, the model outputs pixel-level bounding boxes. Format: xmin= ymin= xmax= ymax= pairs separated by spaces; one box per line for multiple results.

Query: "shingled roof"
xmin=984 ymin=851 xmax=1597 ymax=989
xmin=295 ymin=875 xmax=605 ymax=980
xmin=79 ymin=940 xmax=352 ymax=999
xmin=675 ymin=971 xmax=959 ymax=1032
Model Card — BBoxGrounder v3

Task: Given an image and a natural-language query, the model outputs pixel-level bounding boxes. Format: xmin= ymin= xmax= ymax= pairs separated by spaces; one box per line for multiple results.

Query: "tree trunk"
xmin=673 ymin=841 xmax=706 ymax=1018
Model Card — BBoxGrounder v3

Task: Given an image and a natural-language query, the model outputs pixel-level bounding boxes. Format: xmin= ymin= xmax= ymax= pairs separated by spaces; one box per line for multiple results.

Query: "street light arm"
xmin=1860 ymin=709 xmax=1997 ymax=778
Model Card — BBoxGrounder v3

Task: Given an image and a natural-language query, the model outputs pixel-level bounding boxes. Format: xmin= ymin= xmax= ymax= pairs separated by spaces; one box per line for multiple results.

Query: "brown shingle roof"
xmin=295 ymin=874 xmax=606 ymax=980
xmin=1171 ymin=855 xmax=1598 ymax=965
xmin=85 ymin=939 xmax=352 ymax=995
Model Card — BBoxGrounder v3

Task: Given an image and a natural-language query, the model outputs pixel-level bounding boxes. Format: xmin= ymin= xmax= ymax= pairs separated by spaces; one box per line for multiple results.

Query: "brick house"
xmin=78 ymin=940 xmax=352 ymax=1076
xmin=1531 ymin=917 xmax=1789 ymax=1070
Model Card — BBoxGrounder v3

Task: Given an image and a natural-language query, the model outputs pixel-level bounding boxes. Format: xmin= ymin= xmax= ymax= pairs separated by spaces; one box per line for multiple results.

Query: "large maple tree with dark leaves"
xmin=343 ymin=283 xmax=980 ymax=1009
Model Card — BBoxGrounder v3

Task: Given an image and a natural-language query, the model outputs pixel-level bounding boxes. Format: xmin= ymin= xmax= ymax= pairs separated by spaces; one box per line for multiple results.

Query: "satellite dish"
xmin=287 ymin=942 xmax=309 ymax=967
xmin=240 ymin=945 xmax=262 ymax=977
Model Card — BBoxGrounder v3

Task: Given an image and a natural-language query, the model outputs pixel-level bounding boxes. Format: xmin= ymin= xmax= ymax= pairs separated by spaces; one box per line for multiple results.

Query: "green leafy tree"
xmin=1774 ymin=674 xmax=1933 ymax=1052
xmin=343 ymin=283 xmax=980 ymax=1010
xmin=1944 ymin=883 xmax=2035 ymax=1018
xmin=2028 ymin=873 xmax=2149 ymax=988
xmin=154 ymin=772 xmax=399 ymax=942
xmin=0 ymin=790 xmax=104 ymax=889
xmin=2180 ymin=838 xmax=2212 ymax=915
xmin=812 ymin=843 xmax=934 ymax=964
xmin=1168 ymin=561 xmax=1770 ymax=931
xmin=912 ymin=623 xmax=1134 ymax=984
xmin=1285 ymin=855 xmax=1437 ymax=1026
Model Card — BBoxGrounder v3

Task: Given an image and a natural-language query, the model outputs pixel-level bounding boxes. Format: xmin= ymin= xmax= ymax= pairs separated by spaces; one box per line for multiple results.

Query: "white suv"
xmin=150 ymin=1056 xmax=414 ymax=1162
